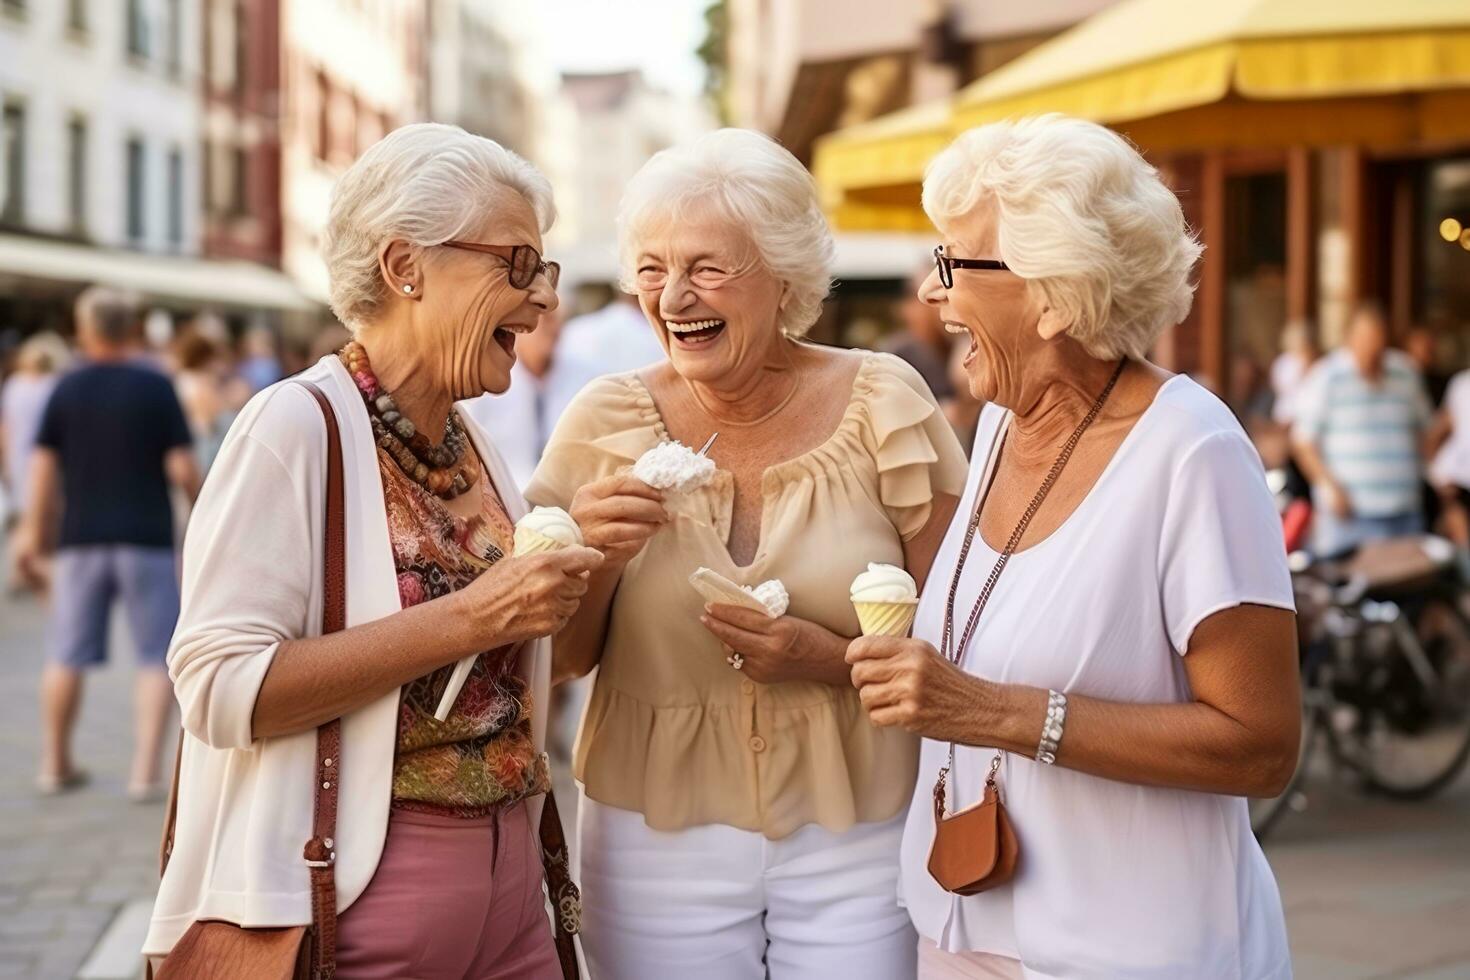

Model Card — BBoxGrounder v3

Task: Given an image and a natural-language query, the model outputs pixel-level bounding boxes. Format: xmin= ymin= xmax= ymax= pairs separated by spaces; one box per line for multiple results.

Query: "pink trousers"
xmin=336 ymin=802 xmax=561 ymax=980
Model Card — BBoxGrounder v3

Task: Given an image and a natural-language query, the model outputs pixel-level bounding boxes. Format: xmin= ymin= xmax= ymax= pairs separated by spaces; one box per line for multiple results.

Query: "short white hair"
xmin=617 ymin=128 xmax=834 ymax=337
xmin=923 ymin=115 xmax=1200 ymax=360
xmin=323 ymin=122 xmax=555 ymax=325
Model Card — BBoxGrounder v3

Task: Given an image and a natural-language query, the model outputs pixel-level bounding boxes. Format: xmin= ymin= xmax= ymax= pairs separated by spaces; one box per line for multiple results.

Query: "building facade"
xmin=200 ymin=0 xmax=282 ymax=267
xmin=279 ymin=0 xmax=427 ymax=303
xmin=0 ymin=0 xmax=202 ymax=256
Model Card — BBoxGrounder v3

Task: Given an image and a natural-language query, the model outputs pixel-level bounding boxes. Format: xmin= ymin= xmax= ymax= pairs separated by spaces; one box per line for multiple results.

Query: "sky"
xmin=531 ymin=0 xmax=713 ymax=97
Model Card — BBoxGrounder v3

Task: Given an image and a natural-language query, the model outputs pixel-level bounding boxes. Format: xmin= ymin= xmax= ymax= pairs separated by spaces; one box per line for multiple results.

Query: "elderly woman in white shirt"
xmin=145 ymin=124 xmax=601 ymax=978
xmin=847 ymin=115 xmax=1301 ymax=979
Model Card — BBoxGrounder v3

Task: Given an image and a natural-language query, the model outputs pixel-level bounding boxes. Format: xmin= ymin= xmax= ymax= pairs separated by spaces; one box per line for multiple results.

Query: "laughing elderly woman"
xmin=526 ymin=129 xmax=968 ymax=980
xmin=144 ymin=124 xmax=602 ymax=979
xmin=846 ymin=115 xmax=1300 ymax=979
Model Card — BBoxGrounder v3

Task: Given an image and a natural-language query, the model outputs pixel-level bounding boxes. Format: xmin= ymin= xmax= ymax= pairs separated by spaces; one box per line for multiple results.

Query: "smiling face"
xmin=631 ymin=211 xmax=787 ymax=386
xmin=412 ymin=186 xmax=558 ymax=397
xmin=919 ymin=198 xmax=1064 ymax=407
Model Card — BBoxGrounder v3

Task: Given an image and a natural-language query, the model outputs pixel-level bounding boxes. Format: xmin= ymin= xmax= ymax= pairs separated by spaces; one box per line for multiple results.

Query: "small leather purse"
xmin=927 ymin=752 xmax=1019 ymax=895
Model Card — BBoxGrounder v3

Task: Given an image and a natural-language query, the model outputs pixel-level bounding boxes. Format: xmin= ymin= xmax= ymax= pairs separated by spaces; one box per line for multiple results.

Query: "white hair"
xmin=923 ymin=114 xmax=1201 ymax=361
xmin=617 ymin=128 xmax=835 ymax=338
xmin=323 ymin=122 xmax=555 ymax=326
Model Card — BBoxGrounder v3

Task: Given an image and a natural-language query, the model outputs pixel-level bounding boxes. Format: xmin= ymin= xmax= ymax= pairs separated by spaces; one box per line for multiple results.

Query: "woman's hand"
xmin=846 ymin=636 xmax=992 ymax=741
xmin=569 ymin=474 xmax=669 ymax=566
xmin=456 ymin=546 xmax=605 ymax=647
xmin=699 ymin=605 xmax=851 ymax=686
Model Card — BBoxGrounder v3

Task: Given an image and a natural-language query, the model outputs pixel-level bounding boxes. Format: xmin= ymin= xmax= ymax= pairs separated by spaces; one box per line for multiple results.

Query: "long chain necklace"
xmin=934 ymin=359 xmax=1126 ymax=803
xmin=340 ymin=342 xmax=480 ymax=499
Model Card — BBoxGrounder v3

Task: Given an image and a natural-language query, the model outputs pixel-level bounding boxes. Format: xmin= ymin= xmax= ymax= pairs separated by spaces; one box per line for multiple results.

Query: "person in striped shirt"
xmin=1292 ymin=302 xmax=1432 ymax=557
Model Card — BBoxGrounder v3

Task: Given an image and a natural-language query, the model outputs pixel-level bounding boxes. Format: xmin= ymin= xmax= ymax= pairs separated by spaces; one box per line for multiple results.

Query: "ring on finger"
xmin=727 ymin=652 xmax=745 ymax=670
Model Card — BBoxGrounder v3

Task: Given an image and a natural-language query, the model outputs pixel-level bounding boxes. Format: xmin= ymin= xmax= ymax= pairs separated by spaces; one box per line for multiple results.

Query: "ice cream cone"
xmin=514 ymin=525 xmax=568 ymax=556
xmin=854 ymin=599 xmax=918 ymax=637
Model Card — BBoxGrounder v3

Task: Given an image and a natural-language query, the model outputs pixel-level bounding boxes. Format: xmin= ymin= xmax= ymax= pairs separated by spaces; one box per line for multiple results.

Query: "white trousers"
xmin=576 ymin=794 xmax=917 ymax=980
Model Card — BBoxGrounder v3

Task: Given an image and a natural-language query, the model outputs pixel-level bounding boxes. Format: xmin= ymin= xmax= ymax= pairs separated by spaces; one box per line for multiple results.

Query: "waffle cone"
xmin=513 ymin=525 xmax=569 ymax=557
xmin=853 ymin=599 xmax=918 ymax=637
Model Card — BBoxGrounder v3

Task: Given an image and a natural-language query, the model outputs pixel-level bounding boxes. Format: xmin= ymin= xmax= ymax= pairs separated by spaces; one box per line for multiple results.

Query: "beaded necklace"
xmin=340 ymin=342 xmax=481 ymax=499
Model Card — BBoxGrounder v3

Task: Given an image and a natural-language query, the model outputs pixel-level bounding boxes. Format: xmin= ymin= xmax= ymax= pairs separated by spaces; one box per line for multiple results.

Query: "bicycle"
xmin=1249 ymin=536 xmax=1470 ymax=839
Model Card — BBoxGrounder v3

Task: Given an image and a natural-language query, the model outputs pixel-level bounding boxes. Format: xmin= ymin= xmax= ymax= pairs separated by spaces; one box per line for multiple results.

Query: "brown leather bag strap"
xmin=538 ymin=790 xmax=582 ymax=979
xmin=296 ymin=381 xmax=345 ymax=980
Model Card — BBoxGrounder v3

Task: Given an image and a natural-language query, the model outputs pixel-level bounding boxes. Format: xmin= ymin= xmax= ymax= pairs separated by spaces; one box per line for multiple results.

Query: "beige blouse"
xmin=527 ymin=351 xmax=969 ymax=839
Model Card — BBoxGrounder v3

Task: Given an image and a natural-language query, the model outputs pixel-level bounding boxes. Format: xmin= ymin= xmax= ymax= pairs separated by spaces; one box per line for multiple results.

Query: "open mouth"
xmin=944 ymin=320 xmax=979 ymax=366
xmin=493 ymin=323 xmax=534 ymax=358
xmin=666 ymin=318 xmax=726 ymax=348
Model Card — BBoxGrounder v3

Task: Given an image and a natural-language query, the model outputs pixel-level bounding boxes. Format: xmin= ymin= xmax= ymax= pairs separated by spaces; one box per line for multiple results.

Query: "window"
xmin=67 ymin=116 xmax=87 ymax=232
xmin=230 ymin=145 xmax=247 ymax=215
xmin=66 ymin=0 xmax=85 ymax=32
xmin=166 ymin=0 xmax=183 ymax=74
xmin=0 ymin=101 xmax=24 ymax=225
xmin=167 ymin=147 xmax=183 ymax=247
xmin=127 ymin=0 xmax=149 ymax=59
xmin=126 ymin=137 xmax=145 ymax=243
xmin=232 ymin=2 xmax=248 ymax=97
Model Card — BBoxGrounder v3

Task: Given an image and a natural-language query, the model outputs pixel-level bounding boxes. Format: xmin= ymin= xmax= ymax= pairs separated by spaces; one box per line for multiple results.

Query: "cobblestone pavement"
xmin=2 ymin=586 xmax=1468 ymax=978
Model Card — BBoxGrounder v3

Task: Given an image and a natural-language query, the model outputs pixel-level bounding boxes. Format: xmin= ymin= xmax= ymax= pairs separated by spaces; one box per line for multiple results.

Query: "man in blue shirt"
xmin=11 ymin=287 xmax=201 ymax=799
xmin=1292 ymin=302 xmax=1431 ymax=557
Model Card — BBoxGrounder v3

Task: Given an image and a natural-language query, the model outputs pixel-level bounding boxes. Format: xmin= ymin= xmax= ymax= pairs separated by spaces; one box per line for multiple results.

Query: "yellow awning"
xmin=814 ymin=0 xmax=1470 ymax=230
xmin=812 ymin=101 xmax=949 ymax=231
xmin=955 ymin=0 xmax=1470 ymax=129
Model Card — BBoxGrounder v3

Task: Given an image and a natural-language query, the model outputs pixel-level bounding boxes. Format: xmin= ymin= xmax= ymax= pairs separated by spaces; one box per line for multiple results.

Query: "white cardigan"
xmin=143 ymin=355 xmax=551 ymax=957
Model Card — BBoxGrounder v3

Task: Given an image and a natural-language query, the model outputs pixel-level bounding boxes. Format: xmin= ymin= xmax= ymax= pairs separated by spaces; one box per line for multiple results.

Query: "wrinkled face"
xmin=918 ymin=198 xmax=1056 ymax=406
xmin=631 ymin=212 xmax=786 ymax=385
xmin=414 ymin=187 xmax=558 ymax=397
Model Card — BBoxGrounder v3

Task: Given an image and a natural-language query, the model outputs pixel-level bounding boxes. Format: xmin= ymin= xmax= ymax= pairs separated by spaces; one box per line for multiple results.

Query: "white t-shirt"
xmin=1431 ymin=369 xmax=1470 ymax=491
xmin=900 ymin=375 xmax=1295 ymax=980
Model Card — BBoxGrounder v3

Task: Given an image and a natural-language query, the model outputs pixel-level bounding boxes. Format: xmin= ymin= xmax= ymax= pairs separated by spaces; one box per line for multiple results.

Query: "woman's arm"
xmin=551 ymin=473 xmax=669 ymax=684
xmin=904 ymin=492 xmax=961 ymax=592
xmin=252 ymin=546 xmax=603 ymax=739
xmin=700 ymin=491 xmax=964 ymax=687
xmin=848 ymin=603 xmax=1301 ymax=798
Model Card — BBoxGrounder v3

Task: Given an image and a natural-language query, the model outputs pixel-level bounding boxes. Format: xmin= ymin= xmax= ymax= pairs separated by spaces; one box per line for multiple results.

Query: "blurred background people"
xmin=1270 ymin=319 xmax=1319 ymax=428
xmin=0 ymin=333 xmax=70 ymax=534
xmin=1405 ymin=325 xmax=1452 ymax=408
xmin=556 ymin=290 xmax=666 ymax=378
xmin=882 ymin=263 xmax=955 ymax=404
xmin=172 ymin=325 xmax=250 ymax=474
xmin=236 ymin=325 xmax=285 ymax=394
xmin=1428 ymin=359 xmax=1470 ymax=547
xmin=1292 ymin=302 xmax=1432 ymax=556
xmin=10 ymin=287 xmax=200 ymax=800
xmin=463 ymin=304 xmax=578 ymax=490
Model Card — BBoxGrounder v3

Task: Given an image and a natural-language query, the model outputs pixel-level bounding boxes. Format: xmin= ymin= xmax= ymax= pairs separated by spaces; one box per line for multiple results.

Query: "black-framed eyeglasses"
xmin=934 ymin=245 xmax=1008 ymax=289
xmin=441 ymin=240 xmax=561 ymax=290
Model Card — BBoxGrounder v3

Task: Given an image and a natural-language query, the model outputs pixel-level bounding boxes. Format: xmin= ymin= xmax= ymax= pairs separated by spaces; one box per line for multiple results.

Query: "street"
xmin=2 ymin=587 xmax=1469 ymax=979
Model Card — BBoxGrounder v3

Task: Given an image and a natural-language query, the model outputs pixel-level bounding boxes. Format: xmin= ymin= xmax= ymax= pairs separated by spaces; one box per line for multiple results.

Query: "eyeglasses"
xmin=441 ymin=241 xmax=560 ymax=290
xmin=934 ymin=245 xmax=1008 ymax=289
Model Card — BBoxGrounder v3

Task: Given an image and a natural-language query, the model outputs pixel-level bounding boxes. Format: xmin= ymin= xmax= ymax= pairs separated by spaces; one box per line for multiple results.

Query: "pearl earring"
xmin=402 ymin=284 xmax=414 ymax=294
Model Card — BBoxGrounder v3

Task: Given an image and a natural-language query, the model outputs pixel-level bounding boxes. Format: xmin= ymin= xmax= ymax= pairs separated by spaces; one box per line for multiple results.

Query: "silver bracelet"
xmin=1035 ymin=690 xmax=1067 ymax=765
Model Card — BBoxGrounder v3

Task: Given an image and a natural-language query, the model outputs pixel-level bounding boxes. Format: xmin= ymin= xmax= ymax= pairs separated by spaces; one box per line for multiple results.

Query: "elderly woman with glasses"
xmin=846 ymin=115 xmax=1299 ymax=979
xmin=525 ymin=129 xmax=968 ymax=980
xmin=144 ymin=123 xmax=602 ymax=979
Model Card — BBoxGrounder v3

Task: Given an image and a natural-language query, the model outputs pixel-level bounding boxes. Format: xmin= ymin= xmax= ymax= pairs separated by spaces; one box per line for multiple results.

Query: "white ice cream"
xmin=515 ymin=506 xmax=584 ymax=548
xmin=746 ymin=579 xmax=790 ymax=618
xmin=849 ymin=563 xmax=918 ymax=603
xmin=633 ymin=440 xmax=716 ymax=493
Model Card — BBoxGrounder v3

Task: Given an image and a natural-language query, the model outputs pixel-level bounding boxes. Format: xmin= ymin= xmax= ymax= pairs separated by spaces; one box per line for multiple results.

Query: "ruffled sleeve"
xmin=524 ymin=373 xmax=664 ymax=510
xmin=856 ymin=353 xmax=970 ymax=541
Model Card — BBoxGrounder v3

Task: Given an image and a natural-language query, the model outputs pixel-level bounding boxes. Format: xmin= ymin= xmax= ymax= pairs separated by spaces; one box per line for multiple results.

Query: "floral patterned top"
xmin=382 ymin=429 xmax=550 ymax=817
